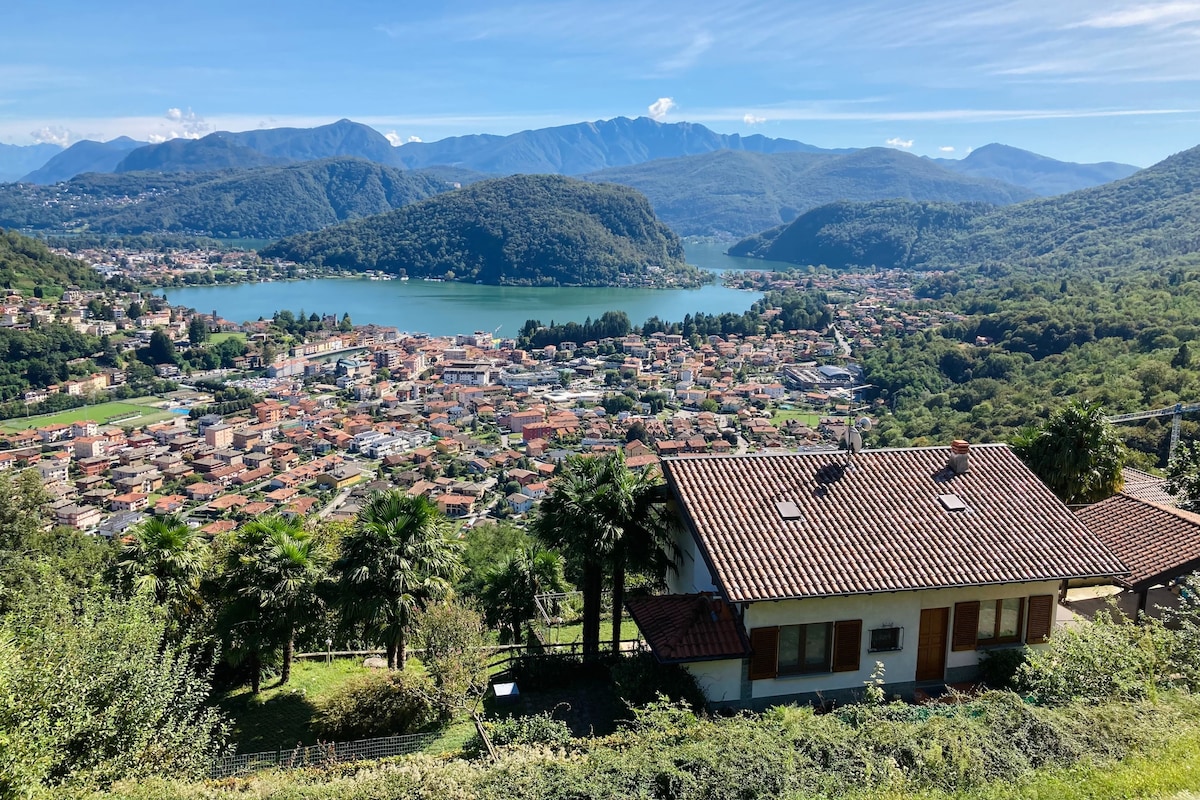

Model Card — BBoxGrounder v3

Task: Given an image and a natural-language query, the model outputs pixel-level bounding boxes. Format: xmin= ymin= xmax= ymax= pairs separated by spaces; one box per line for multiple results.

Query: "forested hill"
xmin=0 ymin=229 xmax=103 ymax=292
xmin=262 ymin=175 xmax=700 ymax=287
xmin=586 ymin=147 xmax=1036 ymax=237
xmin=730 ymin=143 xmax=1200 ymax=273
xmin=0 ymin=159 xmax=461 ymax=239
xmin=88 ymin=159 xmax=454 ymax=238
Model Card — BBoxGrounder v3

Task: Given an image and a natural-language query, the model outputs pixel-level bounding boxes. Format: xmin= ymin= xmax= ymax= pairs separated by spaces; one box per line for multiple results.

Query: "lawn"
xmin=0 ymin=397 xmax=180 ymax=433
xmin=216 ymin=658 xmax=377 ymax=752
xmin=540 ymin=618 xmax=643 ymax=647
xmin=209 ymin=332 xmax=247 ymax=345
xmin=771 ymin=408 xmax=822 ymax=427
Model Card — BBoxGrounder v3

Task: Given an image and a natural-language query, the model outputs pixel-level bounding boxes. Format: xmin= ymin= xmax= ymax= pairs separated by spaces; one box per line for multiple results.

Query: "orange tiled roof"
xmin=625 ymin=593 xmax=749 ymax=663
xmin=663 ymin=444 xmax=1128 ymax=603
xmin=1076 ymin=493 xmax=1200 ymax=591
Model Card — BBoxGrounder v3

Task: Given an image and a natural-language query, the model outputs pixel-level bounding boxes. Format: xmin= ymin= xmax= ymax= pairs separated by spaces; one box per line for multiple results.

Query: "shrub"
xmin=509 ymin=652 xmax=607 ymax=689
xmin=976 ymin=646 xmax=1029 ymax=690
xmin=1017 ymin=606 xmax=1173 ymax=704
xmin=609 ymin=652 xmax=706 ymax=710
xmin=477 ymin=711 xmax=574 ymax=751
xmin=314 ymin=670 xmax=441 ymax=740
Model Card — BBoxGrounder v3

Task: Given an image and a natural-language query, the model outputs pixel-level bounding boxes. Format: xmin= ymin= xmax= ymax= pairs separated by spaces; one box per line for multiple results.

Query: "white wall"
xmin=684 ymin=659 xmax=743 ymax=704
xmin=666 ymin=523 xmax=717 ymax=595
xmin=741 ymin=580 xmax=1060 ymax=701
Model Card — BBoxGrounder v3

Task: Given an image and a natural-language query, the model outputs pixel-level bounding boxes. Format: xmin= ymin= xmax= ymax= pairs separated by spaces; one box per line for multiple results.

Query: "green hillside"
xmin=0 ymin=159 xmax=459 ymax=240
xmin=586 ymin=147 xmax=1035 ymax=237
xmin=729 ymin=143 xmax=1200 ymax=273
xmin=262 ymin=174 xmax=701 ymax=287
xmin=0 ymin=229 xmax=103 ymax=293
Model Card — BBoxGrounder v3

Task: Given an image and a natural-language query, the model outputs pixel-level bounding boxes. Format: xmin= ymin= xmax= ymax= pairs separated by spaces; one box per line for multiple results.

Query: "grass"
xmin=209 ymin=332 xmax=247 ymax=345
xmin=0 ymin=397 xmax=180 ymax=433
xmin=216 ymin=659 xmax=375 ymax=752
xmin=847 ymin=730 xmax=1200 ymax=800
xmin=539 ymin=618 xmax=642 ymax=646
xmin=771 ymin=408 xmax=822 ymax=427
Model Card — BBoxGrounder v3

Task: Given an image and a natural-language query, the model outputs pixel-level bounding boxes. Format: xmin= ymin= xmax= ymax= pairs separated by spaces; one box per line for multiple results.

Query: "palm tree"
xmin=335 ymin=491 xmax=463 ymax=669
xmin=1012 ymin=400 xmax=1126 ymax=505
xmin=115 ymin=514 xmax=208 ymax=619
xmin=532 ymin=455 xmax=615 ymax=657
xmin=217 ymin=515 xmax=331 ymax=689
xmin=480 ymin=546 xmax=568 ymax=645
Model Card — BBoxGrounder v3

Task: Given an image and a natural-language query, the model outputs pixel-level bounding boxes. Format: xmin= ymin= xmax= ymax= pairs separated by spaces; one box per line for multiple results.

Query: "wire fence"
xmin=210 ymin=731 xmax=437 ymax=779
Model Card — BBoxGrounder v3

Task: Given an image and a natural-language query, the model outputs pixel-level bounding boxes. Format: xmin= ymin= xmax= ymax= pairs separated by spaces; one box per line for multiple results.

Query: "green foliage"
xmin=1012 ymin=400 xmax=1126 ymax=504
xmin=263 ymin=175 xmax=703 ymax=287
xmin=415 ymin=602 xmax=490 ymax=712
xmin=479 ymin=547 xmax=568 ymax=644
xmin=115 ymin=514 xmax=209 ymax=623
xmin=1017 ymin=605 xmax=1174 ymax=705
xmin=312 ymin=670 xmax=440 ymax=741
xmin=0 ymin=228 xmax=104 ymax=292
xmin=334 ymin=491 xmax=463 ymax=669
xmin=976 ymin=647 xmax=1030 ymax=690
xmin=476 ymin=712 xmax=573 ymax=751
xmin=0 ymin=593 xmax=227 ymax=795
xmin=608 ymin=653 xmax=706 ymax=710
xmin=1167 ymin=441 xmax=1200 ymax=511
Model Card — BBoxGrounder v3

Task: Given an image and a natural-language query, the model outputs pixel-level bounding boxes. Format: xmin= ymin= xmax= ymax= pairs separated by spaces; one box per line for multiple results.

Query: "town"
xmin=0 ymin=244 xmax=974 ymax=543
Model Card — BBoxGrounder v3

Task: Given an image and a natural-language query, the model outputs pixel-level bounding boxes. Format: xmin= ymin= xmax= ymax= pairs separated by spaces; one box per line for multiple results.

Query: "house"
xmin=314 ymin=464 xmax=367 ymax=491
xmin=625 ymin=442 xmax=1127 ymax=709
xmin=506 ymin=493 xmax=534 ymax=515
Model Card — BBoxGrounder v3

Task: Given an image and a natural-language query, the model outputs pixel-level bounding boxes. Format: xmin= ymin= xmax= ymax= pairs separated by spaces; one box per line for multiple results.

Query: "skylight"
xmin=775 ymin=500 xmax=803 ymax=521
xmin=938 ymin=493 xmax=967 ymax=512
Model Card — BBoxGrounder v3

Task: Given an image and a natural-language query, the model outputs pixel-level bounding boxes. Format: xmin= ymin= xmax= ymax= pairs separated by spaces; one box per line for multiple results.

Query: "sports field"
xmin=0 ymin=397 xmax=180 ymax=433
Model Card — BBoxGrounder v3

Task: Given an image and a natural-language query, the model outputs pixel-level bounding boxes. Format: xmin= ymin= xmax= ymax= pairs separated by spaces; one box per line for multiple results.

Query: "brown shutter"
xmin=952 ymin=601 xmax=980 ymax=651
xmin=1026 ymin=595 xmax=1054 ymax=643
xmin=832 ymin=619 xmax=862 ymax=672
xmin=748 ymin=626 xmax=779 ymax=680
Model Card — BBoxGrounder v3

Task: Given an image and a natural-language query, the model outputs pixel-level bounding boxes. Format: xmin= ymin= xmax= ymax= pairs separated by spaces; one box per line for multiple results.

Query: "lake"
xmin=162 ymin=242 xmax=792 ymax=337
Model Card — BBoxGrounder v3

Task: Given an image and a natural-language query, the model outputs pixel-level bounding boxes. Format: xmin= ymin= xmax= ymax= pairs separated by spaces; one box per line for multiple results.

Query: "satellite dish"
xmin=857 ymin=416 xmax=873 ymax=431
xmin=849 ymin=429 xmax=863 ymax=454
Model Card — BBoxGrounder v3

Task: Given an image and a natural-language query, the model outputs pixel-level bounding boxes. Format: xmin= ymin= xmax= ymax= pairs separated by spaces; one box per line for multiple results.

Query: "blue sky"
xmin=2 ymin=0 xmax=1198 ymax=166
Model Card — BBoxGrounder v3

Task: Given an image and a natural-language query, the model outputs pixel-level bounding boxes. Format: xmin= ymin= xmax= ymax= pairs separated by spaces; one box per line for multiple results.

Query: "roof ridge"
xmin=662 ymin=442 xmax=1011 ymax=462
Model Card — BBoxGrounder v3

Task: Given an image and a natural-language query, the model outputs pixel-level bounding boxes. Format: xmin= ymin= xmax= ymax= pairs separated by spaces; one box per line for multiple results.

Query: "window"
xmin=748 ymin=620 xmax=862 ymax=680
xmin=869 ymin=626 xmax=903 ymax=652
xmin=978 ymin=598 xmax=1024 ymax=645
xmin=955 ymin=598 xmax=1027 ymax=651
xmin=779 ymin=622 xmax=833 ymax=675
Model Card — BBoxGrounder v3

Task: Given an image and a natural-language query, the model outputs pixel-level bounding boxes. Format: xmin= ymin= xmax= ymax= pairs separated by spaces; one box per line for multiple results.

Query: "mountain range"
xmin=728 ymin=143 xmax=1200 ymax=275
xmin=932 ymin=143 xmax=1138 ymax=195
xmin=22 ymin=137 xmax=147 ymax=185
xmin=0 ymin=143 xmax=64 ymax=183
xmin=585 ymin=147 xmax=1038 ymax=237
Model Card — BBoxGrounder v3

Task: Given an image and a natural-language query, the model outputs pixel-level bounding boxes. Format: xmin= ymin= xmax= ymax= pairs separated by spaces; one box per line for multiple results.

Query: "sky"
xmin=2 ymin=0 xmax=1199 ymax=166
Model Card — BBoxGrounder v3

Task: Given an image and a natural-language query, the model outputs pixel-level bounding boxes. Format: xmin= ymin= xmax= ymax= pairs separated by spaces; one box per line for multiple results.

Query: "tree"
xmin=1167 ymin=441 xmax=1200 ymax=511
xmin=335 ymin=492 xmax=462 ymax=669
xmin=1174 ymin=342 xmax=1193 ymax=370
xmin=115 ymin=514 xmax=208 ymax=620
xmin=217 ymin=515 xmax=331 ymax=690
xmin=339 ymin=312 xmax=353 ymax=333
xmin=533 ymin=452 xmax=677 ymax=656
xmin=416 ymin=602 xmax=489 ymax=714
xmin=1012 ymin=400 xmax=1126 ymax=505
xmin=480 ymin=546 xmax=568 ymax=645
xmin=143 ymin=329 xmax=178 ymax=365
xmin=188 ymin=315 xmax=210 ymax=346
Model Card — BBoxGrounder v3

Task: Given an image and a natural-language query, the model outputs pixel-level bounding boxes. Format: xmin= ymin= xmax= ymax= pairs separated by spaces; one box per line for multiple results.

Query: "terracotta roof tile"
xmin=663 ymin=444 xmax=1127 ymax=603
xmin=1119 ymin=468 xmax=1178 ymax=506
xmin=625 ymin=594 xmax=749 ymax=662
xmin=1076 ymin=493 xmax=1200 ymax=590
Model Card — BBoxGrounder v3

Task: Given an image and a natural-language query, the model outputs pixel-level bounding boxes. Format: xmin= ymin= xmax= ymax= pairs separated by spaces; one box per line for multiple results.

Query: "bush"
xmin=314 ymin=670 xmax=441 ymax=740
xmin=976 ymin=646 xmax=1029 ymax=690
xmin=1017 ymin=606 xmax=1173 ymax=704
xmin=509 ymin=652 xmax=608 ymax=690
xmin=473 ymin=711 xmax=574 ymax=753
xmin=609 ymin=652 xmax=707 ymax=710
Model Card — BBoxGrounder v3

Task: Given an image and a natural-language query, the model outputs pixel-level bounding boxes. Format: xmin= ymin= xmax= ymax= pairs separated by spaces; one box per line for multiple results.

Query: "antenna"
xmin=842 ymin=416 xmax=872 ymax=470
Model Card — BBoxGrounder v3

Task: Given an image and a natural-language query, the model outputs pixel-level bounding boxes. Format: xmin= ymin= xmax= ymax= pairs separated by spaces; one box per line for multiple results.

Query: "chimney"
xmin=949 ymin=439 xmax=970 ymax=475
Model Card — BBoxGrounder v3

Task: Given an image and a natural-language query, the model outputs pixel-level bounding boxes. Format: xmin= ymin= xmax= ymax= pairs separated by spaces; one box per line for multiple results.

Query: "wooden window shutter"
xmin=952 ymin=601 xmax=980 ymax=651
xmin=1026 ymin=595 xmax=1054 ymax=643
xmin=748 ymin=626 xmax=779 ymax=680
xmin=832 ymin=619 xmax=862 ymax=672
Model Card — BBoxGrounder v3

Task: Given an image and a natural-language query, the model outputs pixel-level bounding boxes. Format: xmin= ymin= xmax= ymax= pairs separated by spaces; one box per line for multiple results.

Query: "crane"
xmin=1105 ymin=402 xmax=1200 ymax=461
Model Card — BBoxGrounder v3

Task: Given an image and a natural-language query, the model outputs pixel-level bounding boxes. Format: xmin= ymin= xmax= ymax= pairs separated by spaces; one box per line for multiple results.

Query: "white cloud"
xmin=30 ymin=126 xmax=73 ymax=147
xmin=648 ymin=97 xmax=676 ymax=121
xmin=939 ymin=145 xmax=955 ymax=152
xmin=743 ymin=113 xmax=767 ymax=125
xmin=885 ymin=137 xmax=914 ymax=148
xmin=408 ymin=135 xmax=422 ymax=143
xmin=385 ymin=130 xmax=403 ymax=146
xmin=166 ymin=107 xmax=183 ymax=122
xmin=1075 ymin=2 xmax=1200 ymax=29
xmin=159 ymin=107 xmax=212 ymax=141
